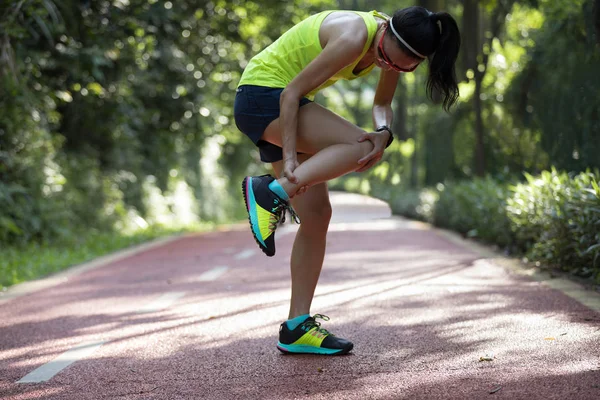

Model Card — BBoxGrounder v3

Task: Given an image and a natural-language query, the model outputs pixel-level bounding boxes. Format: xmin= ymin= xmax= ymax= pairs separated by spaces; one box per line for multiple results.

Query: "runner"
xmin=234 ymin=6 xmax=460 ymax=355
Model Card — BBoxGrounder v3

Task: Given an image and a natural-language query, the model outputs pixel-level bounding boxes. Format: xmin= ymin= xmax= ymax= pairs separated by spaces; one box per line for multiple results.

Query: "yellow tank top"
xmin=238 ymin=10 xmax=381 ymax=100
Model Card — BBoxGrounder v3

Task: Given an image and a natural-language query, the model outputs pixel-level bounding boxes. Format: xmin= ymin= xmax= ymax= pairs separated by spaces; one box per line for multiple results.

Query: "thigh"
xmin=262 ymin=102 xmax=367 ymax=155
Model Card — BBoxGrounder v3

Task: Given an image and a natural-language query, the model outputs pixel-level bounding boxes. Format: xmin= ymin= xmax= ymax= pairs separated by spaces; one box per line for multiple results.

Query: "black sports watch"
xmin=376 ymin=125 xmax=394 ymax=148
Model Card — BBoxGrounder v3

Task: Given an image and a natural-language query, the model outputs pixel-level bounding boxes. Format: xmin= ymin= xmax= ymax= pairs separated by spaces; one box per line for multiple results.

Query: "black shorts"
xmin=233 ymin=85 xmax=313 ymax=163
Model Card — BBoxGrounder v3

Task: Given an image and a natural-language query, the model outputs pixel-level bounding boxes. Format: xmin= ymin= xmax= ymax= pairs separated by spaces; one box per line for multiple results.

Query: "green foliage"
xmin=365 ymin=169 xmax=600 ymax=283
xmin=506 ymin=1 xmax=600 ymax=172
xmin=0 ymin=183 xmax=31 ymax=240
xmin=0 ymin=0 xmax=334 ymax=247
xmin=507 ymin=169 xmax=600 ymax=278
xmin=0 ymin=224 xmax=210 ymax=288
xmin=389 ymin=187 xmax=439 ymax=223
xmin=434 ymin=178 xmax=514 ymax=247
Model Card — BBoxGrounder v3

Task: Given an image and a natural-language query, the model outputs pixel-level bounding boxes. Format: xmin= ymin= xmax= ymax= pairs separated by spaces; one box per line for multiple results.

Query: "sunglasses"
xmin=377 ymin=27 xmax=420 ymax=73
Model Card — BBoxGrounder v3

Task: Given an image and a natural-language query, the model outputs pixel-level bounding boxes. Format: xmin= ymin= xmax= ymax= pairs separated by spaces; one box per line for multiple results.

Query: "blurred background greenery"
xmin=1 ymin=0 xmax=599 ymax=287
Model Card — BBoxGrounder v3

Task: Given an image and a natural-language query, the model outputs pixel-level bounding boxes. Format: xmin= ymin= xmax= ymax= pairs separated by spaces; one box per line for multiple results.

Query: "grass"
xmin=0 ymin=224 xmax=216 ymax=289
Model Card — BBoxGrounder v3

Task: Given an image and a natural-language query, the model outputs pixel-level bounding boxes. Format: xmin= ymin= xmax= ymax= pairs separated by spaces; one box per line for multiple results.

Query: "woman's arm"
xmin=278 ymin=24 xmax=366 ymax=182
xmin=372 ymin=68 xmax=400 ymax=133
xmin=356 ymin=68 xmax=400 ymax=172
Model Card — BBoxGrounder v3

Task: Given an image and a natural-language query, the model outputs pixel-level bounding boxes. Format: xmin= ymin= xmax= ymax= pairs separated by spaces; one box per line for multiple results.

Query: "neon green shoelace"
xmin=268 ymin=203 xmax=301 ymax=231
xmin=302 ymin=314 xmax=333 ymax=336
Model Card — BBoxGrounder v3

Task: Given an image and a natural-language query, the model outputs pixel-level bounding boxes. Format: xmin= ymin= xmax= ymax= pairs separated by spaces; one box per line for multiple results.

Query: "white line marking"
xmin=137 ymin=292 xmax=186 ymax=313
xmin=198 ymin=266 xmax=229 ymax=281
xmin=234 ymin=249 xmax=256 ymax=260
xmin=17 ymin=341 xmax=106 ymax=383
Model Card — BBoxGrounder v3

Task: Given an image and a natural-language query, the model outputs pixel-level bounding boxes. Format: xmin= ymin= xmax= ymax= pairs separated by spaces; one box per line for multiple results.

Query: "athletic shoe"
xmin=242 ymin=174 xmax=299 ymax=257
xmin=277 ymin=314 xmax=353 ymax=355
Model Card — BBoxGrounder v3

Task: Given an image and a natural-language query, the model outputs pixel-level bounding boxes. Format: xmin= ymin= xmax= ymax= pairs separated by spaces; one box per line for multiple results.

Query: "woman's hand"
xmin=282 ymin=153 xmax=310 ymax=198
xmin=283 ymin=154 xmax=300 ymax=184
xmin=355 ymin=130 xmax=390 ymax=172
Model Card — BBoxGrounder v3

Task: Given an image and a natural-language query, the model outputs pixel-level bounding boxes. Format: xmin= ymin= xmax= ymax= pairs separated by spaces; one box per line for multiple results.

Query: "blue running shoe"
xmin=277 ymin=314 xmax=353 ymax=355
xmin=242 ymin=174 xmax=299 ymax=257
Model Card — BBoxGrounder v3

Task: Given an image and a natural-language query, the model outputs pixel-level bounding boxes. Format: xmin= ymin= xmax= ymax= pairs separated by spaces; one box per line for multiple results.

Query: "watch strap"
xmin=376 ymin=125 xmax=394 ymax=148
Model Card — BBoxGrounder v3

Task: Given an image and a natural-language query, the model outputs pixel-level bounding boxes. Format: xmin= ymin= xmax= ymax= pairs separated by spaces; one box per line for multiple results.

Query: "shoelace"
xmin=269 ymin=202 xmax=301 ymax=231
xmin=301 ymin=314 xmax=333 ymax=336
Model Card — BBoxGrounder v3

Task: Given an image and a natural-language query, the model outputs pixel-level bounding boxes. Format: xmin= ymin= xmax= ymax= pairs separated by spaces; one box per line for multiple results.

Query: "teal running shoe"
xmin=242 ymin=174 xmax=299 ymax=257
xmin=277 ymin=314 xmax=353 ymax=355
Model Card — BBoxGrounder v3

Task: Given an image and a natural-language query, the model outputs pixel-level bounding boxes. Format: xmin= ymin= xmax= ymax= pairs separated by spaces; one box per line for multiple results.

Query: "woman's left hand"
xmin=355 ymin=131 xmax=390 ymax=172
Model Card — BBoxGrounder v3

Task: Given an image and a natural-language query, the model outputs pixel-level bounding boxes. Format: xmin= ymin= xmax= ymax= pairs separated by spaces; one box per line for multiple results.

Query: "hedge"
xmin=386 ymin=169 xmax=600 ymax=283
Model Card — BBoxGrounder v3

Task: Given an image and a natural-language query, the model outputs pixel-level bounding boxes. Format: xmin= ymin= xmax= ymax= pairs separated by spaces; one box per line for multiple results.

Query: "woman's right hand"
xmin=282 ymin=153 xmax=309 ymax=197
xmin=283 ymin=154 xmax=300 ymax=184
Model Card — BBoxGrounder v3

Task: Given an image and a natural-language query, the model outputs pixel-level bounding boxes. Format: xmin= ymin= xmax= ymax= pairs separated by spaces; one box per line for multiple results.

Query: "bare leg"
xmin=262 ymin=102 xmax=374 ymax=197
xmin=261 ymin=102 xmax=371 ymax=319
xmin=272 ymin=155 xmax=331 ymax=319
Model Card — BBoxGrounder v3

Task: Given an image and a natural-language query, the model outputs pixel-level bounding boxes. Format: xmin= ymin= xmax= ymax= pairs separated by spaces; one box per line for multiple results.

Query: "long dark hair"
xmin=388 ymin=6 xmax=461 ymax=111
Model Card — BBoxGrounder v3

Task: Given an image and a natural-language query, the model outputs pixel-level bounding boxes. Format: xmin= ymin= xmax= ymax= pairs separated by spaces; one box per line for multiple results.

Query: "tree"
xmin=594 ymin=0 xmax=600 ymax=44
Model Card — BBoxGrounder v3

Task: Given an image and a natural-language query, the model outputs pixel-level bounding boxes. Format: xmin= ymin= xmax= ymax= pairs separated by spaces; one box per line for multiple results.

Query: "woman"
xmin=234 ymin=6 xmax=460 ymax=355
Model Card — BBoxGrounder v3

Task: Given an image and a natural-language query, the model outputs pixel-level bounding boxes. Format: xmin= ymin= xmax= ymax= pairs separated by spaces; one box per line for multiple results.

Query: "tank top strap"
xmin=371 ymin=10 xmax=391 ymax=21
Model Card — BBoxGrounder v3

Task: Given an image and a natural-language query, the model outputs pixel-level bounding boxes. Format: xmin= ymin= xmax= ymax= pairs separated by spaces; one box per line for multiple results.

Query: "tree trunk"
xmin=594 ymin=0 xmax=600 ymax=44
xmin=473 ymin=74 xmax=486 ymax=176
xmin=392 ymin=78 xmax=408 ymax=141
xmin=462 ymin=0 xmax=479 ymax=77
xmin=463 ymin=0 xmax=486 ymax=176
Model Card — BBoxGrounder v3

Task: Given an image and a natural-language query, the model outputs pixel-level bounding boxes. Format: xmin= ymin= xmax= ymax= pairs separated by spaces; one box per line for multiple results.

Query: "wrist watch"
xmin=376 ymin=125 xmax=394 ymax=148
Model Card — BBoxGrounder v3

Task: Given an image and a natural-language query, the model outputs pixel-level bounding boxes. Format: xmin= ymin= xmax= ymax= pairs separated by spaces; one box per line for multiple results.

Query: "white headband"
xmin=388 ymin=21 xmax=427 ymax=59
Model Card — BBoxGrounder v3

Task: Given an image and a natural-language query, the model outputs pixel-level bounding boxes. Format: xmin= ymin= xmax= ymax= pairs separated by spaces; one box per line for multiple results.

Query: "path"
xmin=1 ymin=192 xmax=599 ymax=399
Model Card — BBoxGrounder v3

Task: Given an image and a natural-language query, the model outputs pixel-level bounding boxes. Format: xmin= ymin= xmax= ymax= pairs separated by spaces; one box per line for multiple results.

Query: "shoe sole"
xmin=242 ymin=177 xmax=275 ymax=257
xmin=276 ymin=342 xmax=353 ymax=355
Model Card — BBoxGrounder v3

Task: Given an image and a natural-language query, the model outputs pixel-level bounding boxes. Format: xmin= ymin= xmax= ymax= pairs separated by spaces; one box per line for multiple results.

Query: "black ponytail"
xmin=428 ymin=12 xmax=461 ymax=111
xmin=390 ymin=7 xmax=461 ymax=112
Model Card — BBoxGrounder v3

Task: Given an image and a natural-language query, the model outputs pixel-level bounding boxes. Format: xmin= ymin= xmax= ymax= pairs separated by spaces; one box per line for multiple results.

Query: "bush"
xmin=507 ymin=169 xmax=600 ymax=279
xmin=366 ymin=169 xmax=600 ymax=283
xmin=389 ymin=187 xmax=438 ymax=223
xmin=434 ymin=178 xmax=514 ymax=248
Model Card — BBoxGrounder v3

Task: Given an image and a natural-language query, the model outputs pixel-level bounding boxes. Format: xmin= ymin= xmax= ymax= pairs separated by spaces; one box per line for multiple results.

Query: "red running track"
xmin=0 ymin=192 xmax=599 ymax=399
